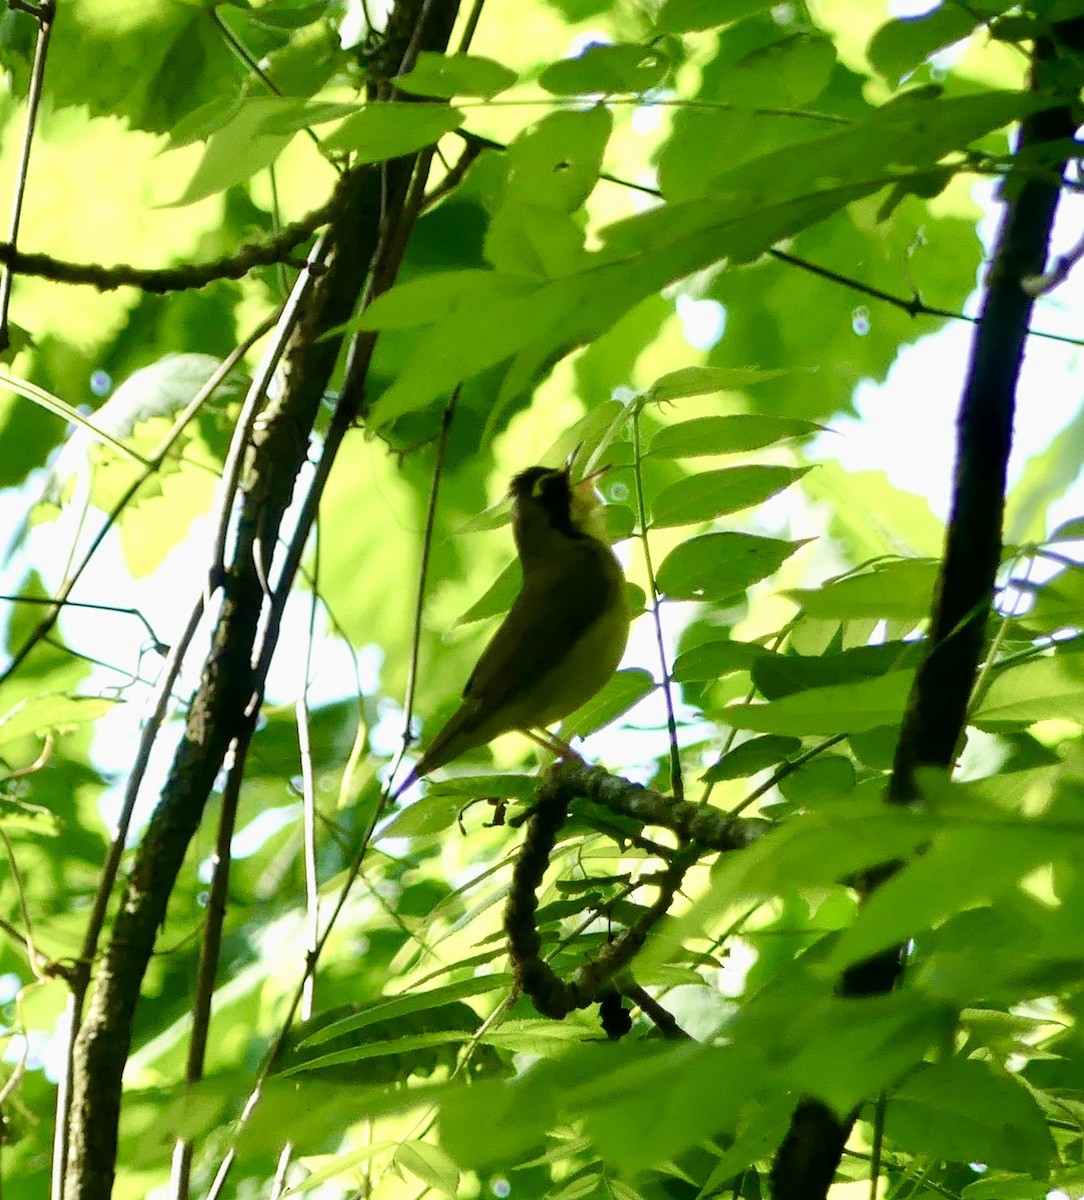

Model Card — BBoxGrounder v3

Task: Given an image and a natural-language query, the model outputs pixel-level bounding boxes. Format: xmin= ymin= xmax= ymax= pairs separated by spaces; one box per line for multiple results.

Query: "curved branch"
xmin=0 ymin=180 xmax=348 ymax=293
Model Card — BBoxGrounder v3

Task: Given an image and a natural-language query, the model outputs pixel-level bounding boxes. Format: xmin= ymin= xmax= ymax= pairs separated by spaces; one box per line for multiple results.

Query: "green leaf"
xmin=657 ymin=533 xmax=808 ymax=601
xmin=826 ymin=818 xmax=1068 ymax=973
xmin=503 ymin=107 xmax=613 ymax=214
xmin=1015 ymin=564 xmax=1084 ymax=635
xmin=232 ymin=1 xmax=330 ymax=29
xmin=650 ymin=466 xmax=808 ymax=528
xmin=672 ymin=639 xmax=766 ymax=683
xmin=538 ymin=42 xmax=669 ymax=96
xmin=784 ymin=559 xmax=939 ymax=621
xmin=701 ymin=734 xmax=802 ymax=783
xmin=646 ymin=366 xmax=797 ymax=404
xmin=353 ymin=270 xmax=532 ymax=333
xmin=0 ymin=694 xmax=119 ymax=747
xmin=804 ymin=465 xmax=946 ymax=561
xmin=869 ymin=7 xmax=984 ymax=87
xmin=725 ymin=670 xmax=915 ymax=736
xmin=976 ymin=650 xmax=1084 ymax=726
xmin=256 ymin=100 xmax=363 ymax=135
xmin=561 ymin=668 xmax=655 ymax=740
xmin=1010 ymin=396 xmax=1084 ymax=543
xmin=167 ymin=96 xmax=299 ymax=204
xmin=699 ymin=798 xmax=939 ymax=906
xmin=454 ymin=559 xmax=520 ymax=626
xmin=791 ymin=994 xmax=954 ymax=1114
xmin=365 ymin=177 xmax=885 ymax=425
xmin=49 ymin=0 xmax=244 ymax=134
xmin=721 ymin=32 xmax=836 ymax=109
xmin=886 ymin=1060 xmax=1055 ymax=1173
xmin=753 ymin=642 xmax=922 ymax=699
xmin=776 ymin=754 xmax=855 ymax=807
xmin=573 ymin=1043 xmax=767 ymax=1175
xmin=395 ymin=52 xmax=517 ymax=99
xmin=322 ymin=102 xmax=463 ymax=160
xmin=394 ymin=1141 xmax=460 ymax=1196
xmin=655 ymin=0 xmax=776 ymax=34
xmin=648 ymin=413 xmax=823 ymax=456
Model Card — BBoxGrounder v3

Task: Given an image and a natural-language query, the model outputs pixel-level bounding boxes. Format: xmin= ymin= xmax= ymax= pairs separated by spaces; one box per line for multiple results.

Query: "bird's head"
xmin=509 ymin=463 xmax=610 ymax=565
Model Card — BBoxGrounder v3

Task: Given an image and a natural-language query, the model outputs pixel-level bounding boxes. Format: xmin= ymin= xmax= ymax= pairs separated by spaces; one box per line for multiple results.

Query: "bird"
xmin=392 ymin=460 xmax=630 ymax=797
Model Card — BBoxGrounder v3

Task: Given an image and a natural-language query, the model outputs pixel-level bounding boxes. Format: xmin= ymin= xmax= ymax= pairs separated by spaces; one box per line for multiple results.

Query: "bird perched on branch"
xmin=393 ymin=460 xmax=630 ymax=796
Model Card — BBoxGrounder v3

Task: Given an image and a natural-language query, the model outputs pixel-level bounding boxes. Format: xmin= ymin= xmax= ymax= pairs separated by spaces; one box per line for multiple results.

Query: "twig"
xmin=727 ymin=733 xmax=848 ymax=819
xmin=267 ymin=530 xmax=323 ymax=1200
xmin=1022 ymin=222 xmax=1084 ymax=295
xmin=0 ymin=0 xmax=52 ymax=351
xmin=388 ymin=386 xmax=460 ymax=789
xmin=631 ymin=403 xmax=683 ymax=801
xmin=455 ymin=0 xmax=485 ymax=52
xmin=0 ymin=594 xmax=166 ymax=654
xmin=207 ymin=240 xmax=330 ymax=586
xmin=167 ymin=726 xmax=254 ymax=1200
xmin=0 ymin=184 xmax=345 ymax=293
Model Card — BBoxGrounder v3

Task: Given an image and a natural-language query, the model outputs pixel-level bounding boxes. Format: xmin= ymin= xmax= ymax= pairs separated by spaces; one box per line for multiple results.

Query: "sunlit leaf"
xmin=539 ymin=42 xmax=668 ymax=95
xmin=725 ymin=670 xmax=915 ymax=736
xmin=869 ymin=7 xmax=984 ymax=87
xmin=701 ymin=734 xmax=802 ymax=782
xmin=651 ymin=466 xmax=808 ymax=527
xmin=657 ymin=533 xmax=808 ymax=600
xmin=784 ymin=559 xmax=939 ymax=621
xmin=396 ymin=52 xmax=518 ymax=99
xmin=561 ymin=668 xmax=655 ymax=739
xmin=648 ymin=413 xmax=823 ymax=456
xmin=322 ymin=102 xmax=464 ymax=160
xmin=646 ymin=366 xmax=796 ymax=404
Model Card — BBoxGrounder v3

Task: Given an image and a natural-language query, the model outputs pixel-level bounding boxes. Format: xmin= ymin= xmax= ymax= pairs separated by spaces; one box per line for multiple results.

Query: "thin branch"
xmin=388 ymin=386 xmax=459 ymax=788
xmin=0 ymin=827 xmax=41 ymax=975
xmin=421 ymin=138 xmax=484 ymax=211
xmin=0 ymin=0 xmax=53 ymax=351
xmin=0 ymin=595 xmax=166 ymax=654
xmin=267 ymin=532 xmax=323 ymax=1200
xmin=455 ymin=0 xmax=485 ymax=52
xmin=727 ymin=733 xmax=848 ymax=819
xmin=630 ymin=404 xmax=683 ymax=802
xmin=167 ymin=727 xmax=253 ymax=1200
xmin=207 ymin=241 xmax=329 ymax=586
xmin=0 ymin=185 xmax=344 ymax=293
xmin=1022 ymin=221 xmax=1084 ymax=295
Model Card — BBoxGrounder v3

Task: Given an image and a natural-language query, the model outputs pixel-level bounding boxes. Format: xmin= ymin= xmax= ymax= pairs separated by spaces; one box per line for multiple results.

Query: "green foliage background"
xmin=2 ymin=0 xmax=1084 ymax=1197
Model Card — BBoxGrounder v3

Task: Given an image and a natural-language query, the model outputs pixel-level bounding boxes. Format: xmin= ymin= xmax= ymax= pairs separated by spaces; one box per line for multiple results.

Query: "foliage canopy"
xmin=2 ymin=2 xmax=1084 ymax=1199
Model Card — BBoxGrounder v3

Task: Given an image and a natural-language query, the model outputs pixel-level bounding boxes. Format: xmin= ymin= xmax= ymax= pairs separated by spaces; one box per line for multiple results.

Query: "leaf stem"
xmin=631 ymin=404 xmax=683 ymax=801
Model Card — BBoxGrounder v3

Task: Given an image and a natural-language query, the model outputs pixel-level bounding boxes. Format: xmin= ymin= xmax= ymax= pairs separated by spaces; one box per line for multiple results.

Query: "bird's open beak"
xmin=576 ymin=464 xmax=610 ymax=491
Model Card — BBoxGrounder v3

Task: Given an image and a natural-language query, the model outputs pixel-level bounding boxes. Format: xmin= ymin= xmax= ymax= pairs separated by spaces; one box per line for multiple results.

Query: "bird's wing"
xmin=462 ymin=547 xmax=619 ymax=715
